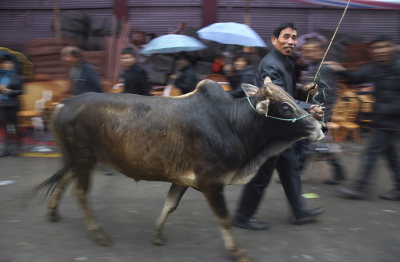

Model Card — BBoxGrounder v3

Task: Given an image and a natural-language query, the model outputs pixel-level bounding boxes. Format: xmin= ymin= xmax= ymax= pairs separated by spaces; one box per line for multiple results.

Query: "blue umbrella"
xmin=139 ymin=34 xmax=206 ymax=55
xmin=197 ymin=22 xmax=267 ymax=47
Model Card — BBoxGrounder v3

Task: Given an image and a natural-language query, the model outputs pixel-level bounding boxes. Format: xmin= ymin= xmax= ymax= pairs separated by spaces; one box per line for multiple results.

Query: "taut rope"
xmin=306 ymin=0 xmax=352 ymax=103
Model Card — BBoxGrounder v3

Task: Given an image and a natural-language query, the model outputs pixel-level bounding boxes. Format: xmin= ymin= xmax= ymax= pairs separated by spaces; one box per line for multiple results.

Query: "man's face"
xmin=120 ymin=53 xmax=136 ymax=69
xmin=233 ymin=57 xmax=248 ymax=71
xmin=271 ymin=27 xmax=298 ymax=56
xmin=371 ymin=41 xmax=396 ymax=64
xmin=61 ymin=53 xmax=80 ymax=67
xmin=301 ymin=43 xmax=324 ymax=63
xmin=0 ymin=61 xmax=15 ymax=71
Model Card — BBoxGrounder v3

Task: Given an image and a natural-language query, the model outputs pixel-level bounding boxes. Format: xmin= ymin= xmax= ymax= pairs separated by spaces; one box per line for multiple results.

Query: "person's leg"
xmin=276 ymin=147 xmax=304 ymax=214
xmin=233 ymin=157 xmax=277 ymax=230
xmin=0 ymin=108 xmax=12 ymax=157
xmin=356 ymin=130 xmax=388 ymax=190
xmin=276 ymin=146 xmax=325 ymax=224
xmin=340 ymin=130 xmax=388 ymax=199
xmin=324 ymin=156 xmax=346 ymax=184
xmin=379 ymin=131 xmax=400 ymax=200
xmin=294 ymin=139 xmax=309 ymax=175
xmin=10 ymin=107 xmax=21 ymax=154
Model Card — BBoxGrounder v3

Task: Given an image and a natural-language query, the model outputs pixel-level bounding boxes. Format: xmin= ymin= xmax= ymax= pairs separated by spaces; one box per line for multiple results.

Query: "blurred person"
xmin=120 ymin=47 xmax=149 ymax=95
xmin=0 ymin=55 xmax=23 ymax=157
xmin=169 ymin=53 xmax=197 ymax=94
xmin=212 ymin=55 xmax=225 ymax=74
xmin=226 ymin=53 xmax=255 ymax=91
xmin=233 ymin=22 xmax=325 ymax=231
xmin=299 ymin=38 xmax=347 ymax=184
xmin=61 ymin=46 xmax=103 ymax=95
xmin=326 ymin=35 xmax=400 ymax=200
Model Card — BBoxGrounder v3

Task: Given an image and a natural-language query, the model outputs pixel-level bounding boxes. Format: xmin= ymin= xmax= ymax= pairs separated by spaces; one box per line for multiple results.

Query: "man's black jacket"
xmin=72 ymin=61 xmax=103 ymax=95
xmin=337 ymin=59 xmax=400 ymax=131
xmin=255 ymin=48 xmax=310 ymax=110
xmin=122 ymin=64 xmax=149 ymax=95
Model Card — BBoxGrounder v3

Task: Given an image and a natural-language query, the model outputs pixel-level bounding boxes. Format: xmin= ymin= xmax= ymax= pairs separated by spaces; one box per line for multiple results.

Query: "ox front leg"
xmin=153 ymin=184 xmax=188 ymax=245
xmin=202 ymin=184 xmax=250 ymax=262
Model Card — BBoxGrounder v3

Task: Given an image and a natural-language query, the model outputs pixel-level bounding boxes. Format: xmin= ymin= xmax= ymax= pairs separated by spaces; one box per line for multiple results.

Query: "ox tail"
xmin=35 ymin=167 xmax=69 ymax=197
xmin=35 ymin=103 xmax=72 ymax=198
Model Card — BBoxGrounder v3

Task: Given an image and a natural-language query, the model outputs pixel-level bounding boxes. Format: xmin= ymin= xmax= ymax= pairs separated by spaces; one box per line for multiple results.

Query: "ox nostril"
xmin=321 ymin=122 xmax=328 ymax=135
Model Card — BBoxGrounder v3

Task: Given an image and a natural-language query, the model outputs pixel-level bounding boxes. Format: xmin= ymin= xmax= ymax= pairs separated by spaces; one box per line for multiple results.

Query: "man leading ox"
xmin=233 ymin=22 xmax=325 ymax=230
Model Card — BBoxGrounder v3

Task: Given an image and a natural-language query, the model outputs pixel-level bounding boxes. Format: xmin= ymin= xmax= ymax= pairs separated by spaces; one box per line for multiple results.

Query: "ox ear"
xmin=241 ymin=83 xmax=259 ymax=97
xmin=255 ymin=99 xmax=270 ymax=115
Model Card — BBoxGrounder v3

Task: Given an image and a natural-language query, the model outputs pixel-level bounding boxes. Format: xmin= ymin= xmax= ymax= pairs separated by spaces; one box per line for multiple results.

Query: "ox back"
xmin=39 ymin=79 xmax=323 ymax=261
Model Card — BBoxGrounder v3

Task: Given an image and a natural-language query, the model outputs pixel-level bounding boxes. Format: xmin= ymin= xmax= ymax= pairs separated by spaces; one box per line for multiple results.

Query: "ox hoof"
xmin=89 ymin=228 xmax=113 ymax=246
xmin=230 ymin=248 xmax=250 ymax=262
xmin=47 ymin=210 xmax=61 ymax=222
xmin=152 ymin=234 xmax=166 ymax=246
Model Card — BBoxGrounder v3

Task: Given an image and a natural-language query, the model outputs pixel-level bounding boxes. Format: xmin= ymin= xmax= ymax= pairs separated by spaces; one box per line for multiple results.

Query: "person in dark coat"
xmin=170 ymin=53 xmax=197 ymax=94
xmin=0 ymin=55 xmax=23 ymax=157
xmin=299 ymin=38 xmax=347 ymax=184
xmin=233 ymin=22 xmax=325 ymax=231
xmin=327 ymin=35 xmax=400 ymax=201
xmin=61 ymin=46 xmax=103 ymax=95
xmin=120 ymin=47 xmax=149 ymax=95
xmin=228 ymin=54 xmax=255 ymax=91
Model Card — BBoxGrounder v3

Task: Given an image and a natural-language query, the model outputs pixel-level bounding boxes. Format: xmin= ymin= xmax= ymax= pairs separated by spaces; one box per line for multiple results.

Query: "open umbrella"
xmin=197 ymin=22 xmax=267 ymax=47
xmin=292 ymin=0 xmax=400 ymax=9
xmin=0 ymin=47 xmax=33 ymax=79
xmin=139 ymin=34 xmax=206 ymax=55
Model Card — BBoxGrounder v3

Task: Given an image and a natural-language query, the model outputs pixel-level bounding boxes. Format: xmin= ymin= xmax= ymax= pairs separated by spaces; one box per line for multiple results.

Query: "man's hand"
xmin=303 ymin=82 xmax=318 ymax=96
xmin=0 ymin=85 xmax=11 ymax=94
xmin=309 ymin=104 xmax=325 ymax=121
xmin=169 ymin=74 xmax=178 ymax=80
xmin=324 ymin=61 xmax=346 ymax=71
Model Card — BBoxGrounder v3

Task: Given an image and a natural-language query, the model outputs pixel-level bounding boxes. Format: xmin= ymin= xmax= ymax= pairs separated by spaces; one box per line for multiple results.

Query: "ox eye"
xmin=279 ymin=104 xmax=292 ymax=116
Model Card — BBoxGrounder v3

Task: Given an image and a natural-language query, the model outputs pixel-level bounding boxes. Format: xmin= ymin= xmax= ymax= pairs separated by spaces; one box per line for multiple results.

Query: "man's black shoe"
xmin=339 ymin=187 xmax=367 ymax=200
xmin=324 ymin=177 xmax=345 ymax=185
xmin=232 ymin=217 xmax=269 ymax=231
xmin=0 ymin=152 xmax=10 ymax=158
xmin=291 ymin=207 xmax=325 ymax=225
xmin=379 ymin=189 xmax=400 ymax=201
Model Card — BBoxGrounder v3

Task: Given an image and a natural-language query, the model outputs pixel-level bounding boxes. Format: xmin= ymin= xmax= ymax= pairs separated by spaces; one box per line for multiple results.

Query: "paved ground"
xmin=1 ymin=133 xmax=400 ymax=262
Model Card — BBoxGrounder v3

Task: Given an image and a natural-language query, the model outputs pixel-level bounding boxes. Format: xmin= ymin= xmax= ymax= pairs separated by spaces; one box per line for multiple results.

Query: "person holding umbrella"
xmin=169 ymin=53 xmax=198 ymax=94
xmin=233 ymin=22 xmax=325 ymax=230
xmin=0 ymin=55 xmax=24 ymax=157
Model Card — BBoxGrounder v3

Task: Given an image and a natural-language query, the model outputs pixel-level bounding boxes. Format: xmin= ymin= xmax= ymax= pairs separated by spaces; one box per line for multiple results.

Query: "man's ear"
xmin=241 ymin=83 xmax=259 ymax=97
xmin=256 ymin=99 xmax=270 ymax=115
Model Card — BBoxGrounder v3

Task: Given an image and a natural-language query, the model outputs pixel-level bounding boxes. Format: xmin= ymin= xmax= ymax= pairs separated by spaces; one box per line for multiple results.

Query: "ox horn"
xmin=264 ymin=76 xmax=272 ymax=84
xmin=262 ymin=77 xmax=273 ymax=97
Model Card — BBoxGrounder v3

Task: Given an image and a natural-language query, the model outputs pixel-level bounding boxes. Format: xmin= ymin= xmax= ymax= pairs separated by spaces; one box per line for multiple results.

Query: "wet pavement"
xmin=1 ymin=132 xmax=400 ymax=262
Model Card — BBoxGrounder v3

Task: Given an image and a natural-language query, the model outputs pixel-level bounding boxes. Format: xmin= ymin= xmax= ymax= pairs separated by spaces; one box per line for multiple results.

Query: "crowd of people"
xmin=1 ymin=22 xmax=400 ymax=234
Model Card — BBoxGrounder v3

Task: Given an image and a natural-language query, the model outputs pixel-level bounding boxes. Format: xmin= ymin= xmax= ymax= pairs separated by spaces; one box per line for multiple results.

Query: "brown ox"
xmin=37 ymin=79 xmax=324 ymax=261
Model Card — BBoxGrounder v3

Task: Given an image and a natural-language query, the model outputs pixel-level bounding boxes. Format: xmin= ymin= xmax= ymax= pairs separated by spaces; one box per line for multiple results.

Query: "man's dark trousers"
xmin=236 ymin=145 xmax=304 ymax=218
xmin=357 ymin=130 xmax=400 ymax=191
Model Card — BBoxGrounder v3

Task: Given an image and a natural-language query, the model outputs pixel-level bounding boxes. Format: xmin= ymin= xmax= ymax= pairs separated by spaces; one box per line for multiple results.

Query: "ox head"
xmin=241 ymin=77 xmax=324 ymax=142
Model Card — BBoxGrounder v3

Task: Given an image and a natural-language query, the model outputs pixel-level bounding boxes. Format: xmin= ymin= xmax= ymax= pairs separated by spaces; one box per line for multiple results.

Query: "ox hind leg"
xmin=202 ymin=184 xmax=250 ymax=262
xmin=47 ymin=169 xmax=75 ymax=222
xmin=153 ymin=184 xmax=188 ymax=245
xmin=73 ymin=164 xmax=113 ymax=246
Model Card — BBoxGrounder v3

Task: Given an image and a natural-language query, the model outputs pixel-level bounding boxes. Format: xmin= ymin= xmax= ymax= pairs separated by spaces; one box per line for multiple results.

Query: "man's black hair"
xmin=371 ymin=35 xmax=394 ymax=45
xmin=303 ymin=37 xmax=328 ymax=50
xmin=121 ymin=47 xmax=136 ymax=56
xmin=234 ymin=53 xmax=250 ymax=64
xmin=70 ymin=48 xmax=84 ymax=59
xmin=1 ymin=54 xmax=14 ymax=62
xmin=272 ymin=22 xmax=297 ymax=38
